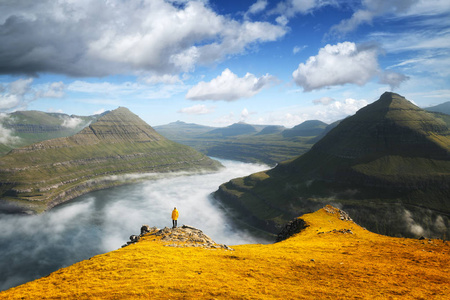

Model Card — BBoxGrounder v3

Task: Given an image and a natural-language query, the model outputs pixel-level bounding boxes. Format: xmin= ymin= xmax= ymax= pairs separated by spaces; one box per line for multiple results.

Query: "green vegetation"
xmin=214 ymin=92 xmax=450 ymax=238
xmin=155 ymin=120 xmax=327 ymax=165
xmin=2 ymin=206 xmax=448 ymax=299
xmin=0 ymin=110 xmax=101 ymax=156
xmin=0 ymin=108 xmax=221 ymax=214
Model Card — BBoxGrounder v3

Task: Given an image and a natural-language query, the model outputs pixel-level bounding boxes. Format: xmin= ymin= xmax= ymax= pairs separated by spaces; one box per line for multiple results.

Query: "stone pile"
xmin=123 ymin=224 xmax=234 ymax=251
xmin=323 ymin=205 xmax=353 ymax=221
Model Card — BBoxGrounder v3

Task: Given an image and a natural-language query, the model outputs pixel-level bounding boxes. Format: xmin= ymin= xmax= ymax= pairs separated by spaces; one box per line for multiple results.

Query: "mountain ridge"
xmin=214 ymin=92 xmax=450 ymax=238
xmin=1 ymin=205 xmax=448 ymax=299
xmin=0 ymin=107 xmax=222 ymax=214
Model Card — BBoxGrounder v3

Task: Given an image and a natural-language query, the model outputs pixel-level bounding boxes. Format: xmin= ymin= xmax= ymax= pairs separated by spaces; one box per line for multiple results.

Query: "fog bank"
xmin=0 ymin=159 xmax=270 ymax=291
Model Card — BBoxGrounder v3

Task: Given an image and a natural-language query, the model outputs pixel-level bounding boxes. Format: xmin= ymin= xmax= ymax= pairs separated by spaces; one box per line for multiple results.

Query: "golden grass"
xmin=2 ymin=206 xmax=449 ymax=299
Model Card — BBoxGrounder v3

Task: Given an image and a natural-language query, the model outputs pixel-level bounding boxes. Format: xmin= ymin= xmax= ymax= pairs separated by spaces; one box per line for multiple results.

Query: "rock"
xmin=123 ymin=224 xmax=234 ymax=250
xmin=276 ymin=217 xmax=309 ymax=242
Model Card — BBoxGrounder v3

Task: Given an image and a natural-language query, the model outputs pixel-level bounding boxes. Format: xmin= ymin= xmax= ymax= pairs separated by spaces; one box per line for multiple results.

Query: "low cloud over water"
xmin=0 ymin=159 xmax=270 ymax=291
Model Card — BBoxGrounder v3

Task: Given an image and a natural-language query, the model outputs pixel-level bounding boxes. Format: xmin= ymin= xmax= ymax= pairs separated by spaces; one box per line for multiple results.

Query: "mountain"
xmin=153 ymin=121 xmax=216 ymax=141
xmin=1 ymin=206 xmax=448 ymax=298
xmin=256 ymin=125 xmax=285 ymax=135
xmin=155 ymin=122 xmax=320 ymax=165
xmin=0 ymin=110 xmax=101 ymax=156
xmin=425 ymin=101 xmax=450 ymax=115
xmin=281 ymin=120 xmax=327 ymax=137
xmin=0 ymin=107 xmax=221 ymax=214
xmin=204 ymin=122 xmax=257 ymax=137
xmin=214 ymin=92 xmax=450 ymax=238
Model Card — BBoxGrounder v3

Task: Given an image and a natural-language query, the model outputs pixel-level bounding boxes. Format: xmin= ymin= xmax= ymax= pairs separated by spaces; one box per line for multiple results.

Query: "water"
xmin=0 ymin=159 xmax=272 ymax=291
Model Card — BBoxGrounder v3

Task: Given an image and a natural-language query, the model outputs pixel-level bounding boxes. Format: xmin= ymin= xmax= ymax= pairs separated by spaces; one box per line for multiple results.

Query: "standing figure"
xmin=172 ymin=207 xmax=179 ymax=228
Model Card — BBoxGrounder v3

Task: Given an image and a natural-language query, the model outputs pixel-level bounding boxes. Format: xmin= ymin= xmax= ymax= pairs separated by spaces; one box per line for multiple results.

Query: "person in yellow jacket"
xmin=172 ymin=207 xmax=179 ymax=228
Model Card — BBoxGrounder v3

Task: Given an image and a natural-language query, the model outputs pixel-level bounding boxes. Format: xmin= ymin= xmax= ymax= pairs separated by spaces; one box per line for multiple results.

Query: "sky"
xmin=0 ymin=0 xmax=449 ymax=128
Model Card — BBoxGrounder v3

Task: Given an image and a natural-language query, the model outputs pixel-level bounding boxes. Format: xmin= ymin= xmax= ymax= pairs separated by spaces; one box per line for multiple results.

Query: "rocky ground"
xmin=124 ymin=224 xmax=234 ymax=250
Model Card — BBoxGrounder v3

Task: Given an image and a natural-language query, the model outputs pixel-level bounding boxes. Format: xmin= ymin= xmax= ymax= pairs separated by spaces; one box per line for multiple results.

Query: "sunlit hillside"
xmin=2 ymin=206 xmax=448 ymax=299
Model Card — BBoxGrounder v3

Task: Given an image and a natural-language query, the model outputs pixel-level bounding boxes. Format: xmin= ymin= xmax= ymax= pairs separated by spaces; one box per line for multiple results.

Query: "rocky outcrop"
xmin=276 ymin=217 xmax=309 ymax=242
xmin=123 ymin=225 xmax=234 ymax=250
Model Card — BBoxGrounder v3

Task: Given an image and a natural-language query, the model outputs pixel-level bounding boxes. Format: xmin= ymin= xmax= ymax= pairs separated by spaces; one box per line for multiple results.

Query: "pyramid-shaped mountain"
xmin=0 ymin=107 xmax=221 ymax=214
xmin=214 ymin=92 xmax=450 ymax=238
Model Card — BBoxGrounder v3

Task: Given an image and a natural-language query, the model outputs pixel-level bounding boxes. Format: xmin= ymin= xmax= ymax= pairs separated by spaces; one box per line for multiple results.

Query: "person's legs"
xmin=174 ymin=220 xmax=177 ymax=228
xmin=172 ymin=220 xmax=175 ymax=228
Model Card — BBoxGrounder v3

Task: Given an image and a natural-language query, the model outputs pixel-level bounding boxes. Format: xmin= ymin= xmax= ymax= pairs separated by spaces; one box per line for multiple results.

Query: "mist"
xmin=0 ymin=159 xmax=271 ymax=291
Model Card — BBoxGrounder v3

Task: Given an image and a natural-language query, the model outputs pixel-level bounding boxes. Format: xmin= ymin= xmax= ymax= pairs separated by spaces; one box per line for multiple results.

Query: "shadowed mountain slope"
xmin=282 ymin=120 xmax=327 ymax=137
xmin=0 ymin=107 xmax=221 ymax=214
xmin=1 ymin=206 xmax=448 ymax=299
xmin=214 ymin=92 xmax=450 ymax=238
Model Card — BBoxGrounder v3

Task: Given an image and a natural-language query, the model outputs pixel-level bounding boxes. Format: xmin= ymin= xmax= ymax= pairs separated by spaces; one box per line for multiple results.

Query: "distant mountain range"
xmin=0 ymin=107 xmax=221 ymax=214
xmin=214 ymin=92 xmax=450 ymax=238
xmin=154 ymin=120 xmax=329 ymax=165
xmin=425 ymin=101 xmax=450 ymax=115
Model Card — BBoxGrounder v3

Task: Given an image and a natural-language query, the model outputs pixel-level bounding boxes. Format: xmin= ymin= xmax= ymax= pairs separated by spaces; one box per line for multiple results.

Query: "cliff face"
xmin=214 ymin=92 xmax=450 ymax=238
xmin=0 ymin=107 xmax=222 ymax=214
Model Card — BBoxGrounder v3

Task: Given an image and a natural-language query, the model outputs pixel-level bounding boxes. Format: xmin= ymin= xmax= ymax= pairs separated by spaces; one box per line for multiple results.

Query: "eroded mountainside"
xmin=214 ymin=92 xmax=450 ymax=238
xmin=1 ymin=206 xmax=448 ymax=299
xmin=0 ymin=107 xmax=221 ymax=214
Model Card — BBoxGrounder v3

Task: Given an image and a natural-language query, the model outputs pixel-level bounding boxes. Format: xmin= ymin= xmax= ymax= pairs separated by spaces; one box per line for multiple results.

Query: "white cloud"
xmin=248 ymin=0 xmax=268 ymax=15
xmin=0 ymin=78 xmax=67 ymax=112
xmin=0 ymin=114 xmax=21 ymax=145
xmin=141 ymin=74 xmax=182 ymax=85
xmin=251 ymin=98 xmax=369 ymax=127
xmin=186 ymin=69 xmax=277 ymax=101
xmin=67 ymin=80 xmax=188 ymax=100
xmin=292 ymin=42 xmax=380 ymax=91
xmin=272 ymin=0 xmax=336 ymax=18
xmin=330 ymin=0 xmax=450 ymax=35
xmin=293 ymin=45 xmax=307 ymax=54
xmin=178 ymin=104 xmax=214 ymax=115
xmin=60 ymin=116 xmax=84 ymax=129
xmin=93 ymin=108 xmax=106 ymax=115
xmin=313 ymin=96 xmax=335 ymax=105
xmin=378 ymin=71 xmax=410 ymax=90
xmin=36 ymin=82 xmax=65 ymax=98
xmin=0 ymin=0 xmax=287 ymax=77
xmin=240 ymin=108 xmax=250 ymax=122
xmin=0 ymin=78 xmax=33 ymax=111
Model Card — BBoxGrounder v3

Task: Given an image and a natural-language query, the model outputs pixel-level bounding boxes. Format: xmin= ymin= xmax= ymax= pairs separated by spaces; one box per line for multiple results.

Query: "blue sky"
xmin=0 ymin=0 xmax=449 ymax=128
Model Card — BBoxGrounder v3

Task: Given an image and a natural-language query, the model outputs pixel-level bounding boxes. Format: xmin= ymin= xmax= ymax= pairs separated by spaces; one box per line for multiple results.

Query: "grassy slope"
xmin=1 ymin=206 xmax=448 ymax=299
xmin=0 ymin=108 xmax=221 ymax=213
xmin=0 ymin=111 xmax=99 ymax=156
xmin=214 ymin=93 xmax=450 ymax=236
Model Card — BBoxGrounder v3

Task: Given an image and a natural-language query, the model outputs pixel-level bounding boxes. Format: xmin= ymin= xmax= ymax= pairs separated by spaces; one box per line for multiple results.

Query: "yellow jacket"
xmin=172 ymin=208 xmax=179 ymax=220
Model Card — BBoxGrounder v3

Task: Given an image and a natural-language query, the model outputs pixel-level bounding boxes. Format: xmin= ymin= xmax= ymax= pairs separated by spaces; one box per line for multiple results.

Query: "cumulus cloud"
xmin=0 ymin=78 xmax=65 ymax=112
xmin=292 ymin=42 xmax=380 ymax=91
xmin=379 ymin=71 xmax=410 ymax=90
xmin=0 ymin=0 xmax=286 ymax=77
xmin=186 ymin=69 xmax=276 ymax=101
xmin=178 ymin=104 xmax=214 ymax=115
